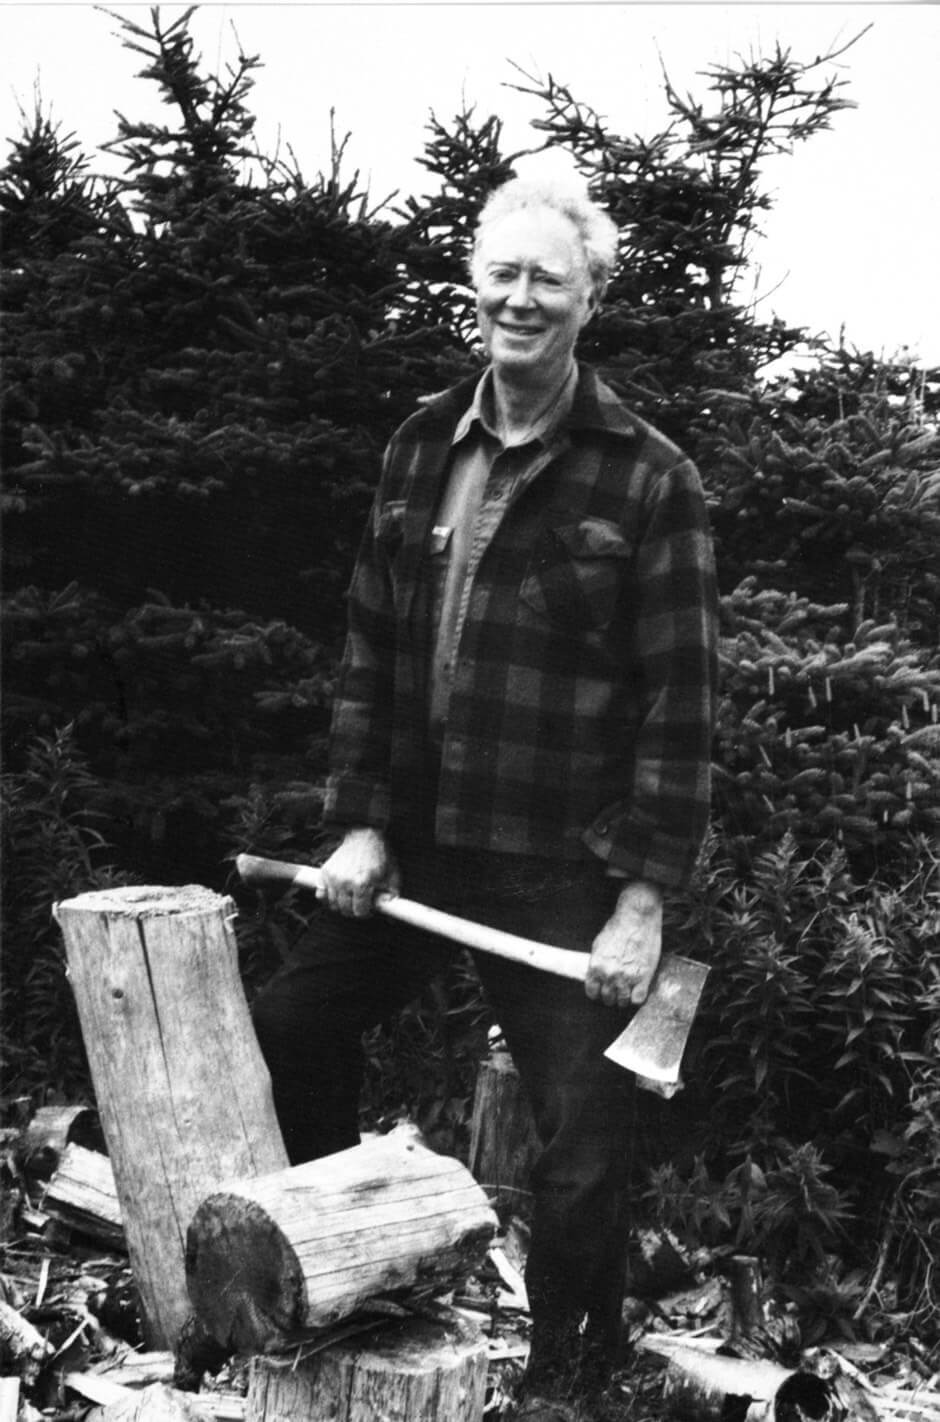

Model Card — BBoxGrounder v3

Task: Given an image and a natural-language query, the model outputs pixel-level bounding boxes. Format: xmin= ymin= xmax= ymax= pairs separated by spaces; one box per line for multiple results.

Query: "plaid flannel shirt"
xmin=323 ymin=364 xmax=718 ymax=889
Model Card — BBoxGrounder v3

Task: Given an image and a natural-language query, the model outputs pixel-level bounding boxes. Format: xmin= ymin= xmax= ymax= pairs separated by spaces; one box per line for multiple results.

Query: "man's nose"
xmin=505 ymin=273 xmax=535 ymax=307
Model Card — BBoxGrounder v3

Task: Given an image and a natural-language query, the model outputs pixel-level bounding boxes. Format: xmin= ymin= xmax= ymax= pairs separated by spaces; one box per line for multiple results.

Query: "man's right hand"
xmin=317 ymin=826 xmax=400 ymax=918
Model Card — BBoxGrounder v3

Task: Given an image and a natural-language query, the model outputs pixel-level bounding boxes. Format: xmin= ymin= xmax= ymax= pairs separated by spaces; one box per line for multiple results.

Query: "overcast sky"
xmin=3 ymin=2 xmax=939 ymax=364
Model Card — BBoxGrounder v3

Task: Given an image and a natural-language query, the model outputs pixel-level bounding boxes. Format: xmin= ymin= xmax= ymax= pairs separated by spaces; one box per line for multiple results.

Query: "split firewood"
xmin=41 ymin=1144 xmax=125 ymax=1247
xmin=64 ymin=1374 xmax=137 ymax=1410
xmin=0 ymin=1296 xmax=53 ymax=1375
xmin=246 ymin=1308 xmax=487 ymax=1422
xmin=84 ymin=1381 xmax=210 ymax=1422
xmin=488 ymin=1245 xmax=529 ymax=1312
xmin=66 ymin=1372 xmax=246 ymax=1422
xmin=186 ymin=1125 xmax=497 ymax=1353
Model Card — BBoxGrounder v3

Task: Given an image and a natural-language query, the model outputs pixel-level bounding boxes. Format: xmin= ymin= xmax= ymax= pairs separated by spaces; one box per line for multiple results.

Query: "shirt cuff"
xmin=582 ymin=808 xmax=697 ymax=890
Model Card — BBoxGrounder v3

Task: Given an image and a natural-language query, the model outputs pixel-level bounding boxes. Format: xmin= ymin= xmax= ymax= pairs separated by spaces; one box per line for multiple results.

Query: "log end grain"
xmin=185 ymin=1193 xmax=305 ymax=1354
xmin=55 ymin=884 xmax=231 ymax=919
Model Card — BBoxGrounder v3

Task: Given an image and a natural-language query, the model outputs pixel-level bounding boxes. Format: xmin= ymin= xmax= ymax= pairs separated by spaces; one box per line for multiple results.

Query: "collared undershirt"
xmin=427 ymin=365 xmax=578 ymax=744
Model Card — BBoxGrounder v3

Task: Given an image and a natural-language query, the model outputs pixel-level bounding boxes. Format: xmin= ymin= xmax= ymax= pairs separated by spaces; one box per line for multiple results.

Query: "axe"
xmin=235 ymin=853 xmax=707 ymax=1088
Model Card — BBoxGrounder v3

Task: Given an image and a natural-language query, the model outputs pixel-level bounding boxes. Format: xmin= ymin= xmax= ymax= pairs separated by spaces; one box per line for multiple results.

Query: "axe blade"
xmin=604 ymin=954 xmax=709 ymax=1084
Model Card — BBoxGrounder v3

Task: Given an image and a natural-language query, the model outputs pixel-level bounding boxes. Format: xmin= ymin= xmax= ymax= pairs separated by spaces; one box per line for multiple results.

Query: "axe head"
xmin=604 ymin=954 xmax=709 ymax=1085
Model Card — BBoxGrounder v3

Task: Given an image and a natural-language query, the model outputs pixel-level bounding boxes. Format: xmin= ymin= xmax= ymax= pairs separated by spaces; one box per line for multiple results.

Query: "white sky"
xmin=2 ymin=2 xmax=939 ymax=363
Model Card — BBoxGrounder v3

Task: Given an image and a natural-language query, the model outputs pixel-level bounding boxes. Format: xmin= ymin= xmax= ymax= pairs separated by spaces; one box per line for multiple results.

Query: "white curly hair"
xmin=470 ymin=175 xmax=619 ymax=301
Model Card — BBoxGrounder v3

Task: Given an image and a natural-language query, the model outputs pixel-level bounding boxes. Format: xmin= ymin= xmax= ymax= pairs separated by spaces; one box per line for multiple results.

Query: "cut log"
xmin=20 ymin=1104 xmax=103 ymax=1180
xmin=246 ymin=1310 xmax=487 ymax=1422
xmin=468 ymin=1051 xmax=539 ymax=1220
xmin=186 ymin=1125 xmax=498 ymax=1352
xmin=644 ymin=1338 xmax=883 ymax=1422
xmin=53 ymin=884 xmax=289 ymax=1349
xmin=42 ymin=1144 xmax=124 ymax=1247
xmin=656 ymin=1343 xmax=790 ymax=1420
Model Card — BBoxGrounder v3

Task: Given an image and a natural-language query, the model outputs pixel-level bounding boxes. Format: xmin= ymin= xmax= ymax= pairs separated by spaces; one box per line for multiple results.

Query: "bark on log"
xmin=468 ymin=1051 xmax=539 ymax=1221
xmin=42 ymin=1144 xmax=124 ymax=1246
xmin=246 ymin=1310 xmax=487 ymax=1422
xmin=54 ymin=884 xmax=289 ymax=1349
xmin=648 ymin=1339 xmax=882 ymax=1422
xmin=658 ymin=1344 xmax=790 ymax=1420
xmin=187 ymin=1126 xmax=498 ymax=1352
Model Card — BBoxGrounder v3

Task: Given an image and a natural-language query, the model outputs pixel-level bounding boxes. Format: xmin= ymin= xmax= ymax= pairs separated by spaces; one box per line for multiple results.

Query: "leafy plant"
xmin=0 ymin=725 xmax=133 ymax=1100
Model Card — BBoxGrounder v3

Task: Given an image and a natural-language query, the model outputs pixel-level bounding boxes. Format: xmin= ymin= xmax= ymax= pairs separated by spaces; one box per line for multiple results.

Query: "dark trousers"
xmin=251 ymin=845 xmax=638 ymax=1381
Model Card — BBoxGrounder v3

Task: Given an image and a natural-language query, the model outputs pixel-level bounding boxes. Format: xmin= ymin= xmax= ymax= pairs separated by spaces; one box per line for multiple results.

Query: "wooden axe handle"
xmin=235 ymin=853 xmax=589 ymax=983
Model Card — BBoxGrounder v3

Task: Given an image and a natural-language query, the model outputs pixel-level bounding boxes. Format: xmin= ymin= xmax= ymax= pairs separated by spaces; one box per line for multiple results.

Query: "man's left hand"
xmin=585 ymin=880 xmax=663 ymax=1009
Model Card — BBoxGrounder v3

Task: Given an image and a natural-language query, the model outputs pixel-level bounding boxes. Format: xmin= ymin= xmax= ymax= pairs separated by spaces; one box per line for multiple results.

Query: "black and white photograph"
xmin=2 ymin=4 xmax=939 ymax=1420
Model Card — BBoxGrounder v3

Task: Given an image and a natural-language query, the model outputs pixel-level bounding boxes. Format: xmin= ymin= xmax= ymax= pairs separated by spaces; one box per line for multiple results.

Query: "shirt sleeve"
xmin=321 ymin=446 xmax=399 ymax=832
xmin=582 ymin=454 xmax=718 ymax=889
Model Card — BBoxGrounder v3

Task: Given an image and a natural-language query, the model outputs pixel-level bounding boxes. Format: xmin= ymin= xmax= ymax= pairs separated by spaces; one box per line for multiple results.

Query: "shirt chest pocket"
xmin=376 ymin=500 xmax=408 ymax=554
xmin=520 ymin=517 xmax=633 ymax=634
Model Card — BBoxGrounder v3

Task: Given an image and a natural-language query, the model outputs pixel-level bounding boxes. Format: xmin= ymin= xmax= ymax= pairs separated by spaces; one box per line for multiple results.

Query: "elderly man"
xmin=253 ymin=176 xmax=717 ymax=1420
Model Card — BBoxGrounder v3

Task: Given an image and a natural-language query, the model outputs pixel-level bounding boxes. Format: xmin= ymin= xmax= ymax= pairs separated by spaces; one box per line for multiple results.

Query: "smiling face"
xmin=474 ymin=207 xmax=597 ymax=391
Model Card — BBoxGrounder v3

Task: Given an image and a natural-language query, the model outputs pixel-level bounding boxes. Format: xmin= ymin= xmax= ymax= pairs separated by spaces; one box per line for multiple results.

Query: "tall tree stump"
xmin=186 ymin=1126 xmax=498 ymax=1352
xmin=246 ymin=1310 xmax=487 ymax=1422
xmin=54 ymin=884 xmax=289 ymax=1348
xmin=468 ymin=1050 xmax=539 ymax=1221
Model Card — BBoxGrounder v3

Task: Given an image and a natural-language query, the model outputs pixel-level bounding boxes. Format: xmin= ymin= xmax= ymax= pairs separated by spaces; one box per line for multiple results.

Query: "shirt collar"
xmin=452 ymin=365 xmax=579 ymax=449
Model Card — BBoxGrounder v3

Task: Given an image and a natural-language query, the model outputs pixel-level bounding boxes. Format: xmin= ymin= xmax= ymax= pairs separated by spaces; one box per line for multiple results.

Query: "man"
xmin=253 ymin=175 xmax=717 ymax=1420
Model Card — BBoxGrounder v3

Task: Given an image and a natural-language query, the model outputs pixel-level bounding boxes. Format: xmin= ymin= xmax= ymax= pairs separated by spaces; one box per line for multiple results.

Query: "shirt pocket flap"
xmin=376 ymin=500 xmax=408 ymax=542
xmin=521 ymin=517 xmax=634 ymax=634
xmin=553 ymin=517 xmax=632 ymax=560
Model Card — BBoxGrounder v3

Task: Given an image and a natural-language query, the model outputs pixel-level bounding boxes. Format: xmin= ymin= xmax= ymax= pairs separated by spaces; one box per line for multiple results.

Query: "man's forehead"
xmin=477 ymin=208 xmax=588 ymax=272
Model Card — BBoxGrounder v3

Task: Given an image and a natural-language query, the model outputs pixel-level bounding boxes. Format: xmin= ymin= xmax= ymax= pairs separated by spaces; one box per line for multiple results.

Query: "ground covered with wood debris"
xmin=3 ymin=1106 xmax=939 ymax=1422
